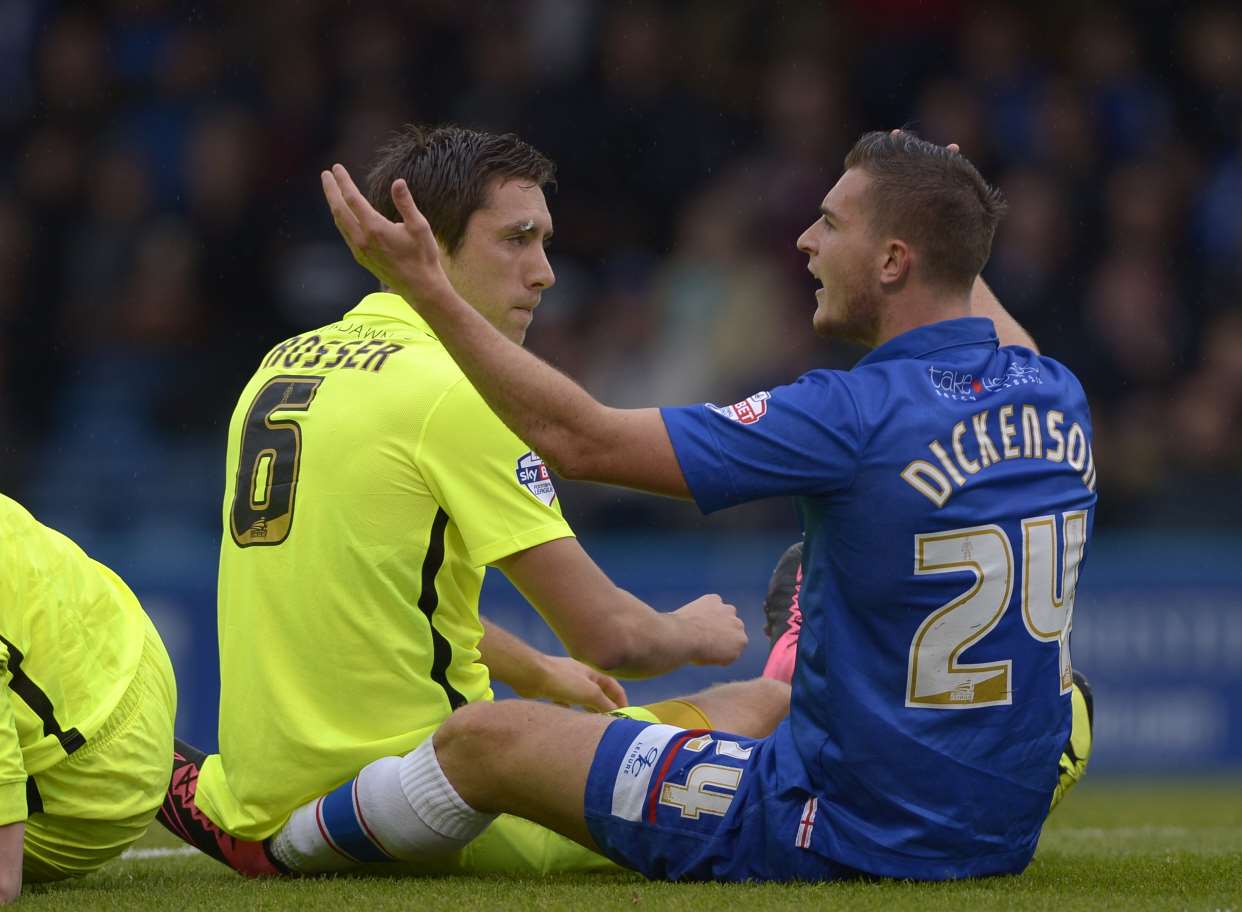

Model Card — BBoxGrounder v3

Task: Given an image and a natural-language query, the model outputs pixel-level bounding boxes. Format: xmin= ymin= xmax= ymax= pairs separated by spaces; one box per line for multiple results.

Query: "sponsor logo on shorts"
xmin=610 ymin=724 xmax=681 ymax=822
xmin=515 ymin=451 xmax=557 ymax=506
xmin=706 ymin=391 xmax=771 ymax=424
xmin=629 ymin=747 xmax=659 ymax=776
xmin=927 ymin=363 xmax=1042 ymax=401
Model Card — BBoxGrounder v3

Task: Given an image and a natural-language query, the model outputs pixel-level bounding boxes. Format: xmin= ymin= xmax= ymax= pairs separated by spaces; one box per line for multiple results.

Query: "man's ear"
xmin=879 ymin=239 xmax=911 ymax=287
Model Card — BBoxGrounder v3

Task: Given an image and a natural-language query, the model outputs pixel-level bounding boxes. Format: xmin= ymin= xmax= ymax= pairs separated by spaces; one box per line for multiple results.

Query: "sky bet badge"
xmin=707 ymin=390 xmax=771 ymax=424
xmin=516 ymin=451 xmax=557 ymax=506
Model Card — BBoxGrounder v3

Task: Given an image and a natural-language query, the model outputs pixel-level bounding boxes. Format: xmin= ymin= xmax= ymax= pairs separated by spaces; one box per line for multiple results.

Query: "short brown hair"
xmin=365 ymin=124 xmax=556 ymax=255
xmin=843 ymin=131 xmax=1006 ymax=291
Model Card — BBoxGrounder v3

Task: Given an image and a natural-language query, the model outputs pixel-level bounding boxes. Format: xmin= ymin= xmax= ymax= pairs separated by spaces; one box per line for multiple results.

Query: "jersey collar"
xmin=854 ymin=317 xmax=998 ymax=368
xmin=343 ymin=291 xmax=438 ymax=340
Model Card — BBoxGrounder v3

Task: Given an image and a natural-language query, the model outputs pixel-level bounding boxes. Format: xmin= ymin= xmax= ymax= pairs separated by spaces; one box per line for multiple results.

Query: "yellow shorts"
xmin=22 ymin=614 xmax=176 ymax=882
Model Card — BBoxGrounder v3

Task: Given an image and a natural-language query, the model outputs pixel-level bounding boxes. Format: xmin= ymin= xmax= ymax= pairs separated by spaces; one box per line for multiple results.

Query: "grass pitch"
xmin=23 ymin=779 xmax=1242 ymax=911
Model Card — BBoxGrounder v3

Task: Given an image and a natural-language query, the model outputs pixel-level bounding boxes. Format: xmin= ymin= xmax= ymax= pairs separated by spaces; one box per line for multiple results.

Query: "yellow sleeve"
xmin=0 ymin=646 xmax=28 ymax=826
xmin=417 ymin=378 xmax=574 ymax=567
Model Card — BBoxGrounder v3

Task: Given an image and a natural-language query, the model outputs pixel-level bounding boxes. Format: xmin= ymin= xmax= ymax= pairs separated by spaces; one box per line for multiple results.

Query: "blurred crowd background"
xmin=3 ymin=0 xmax=1241 ymax=543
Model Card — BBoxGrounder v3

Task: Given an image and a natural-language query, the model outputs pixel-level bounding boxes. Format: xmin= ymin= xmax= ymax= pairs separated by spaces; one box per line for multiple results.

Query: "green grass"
xmin=23 ymin=779 xmax=1242 ymax=911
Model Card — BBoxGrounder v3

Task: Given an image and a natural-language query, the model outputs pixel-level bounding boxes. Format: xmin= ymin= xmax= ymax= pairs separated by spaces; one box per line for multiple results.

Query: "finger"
xmin=580 ymin=683 xmax=618 ymax=713
xmin=596 ymin=673 xmax=628 ymax=709
xmin=321 ymin=170 xmax=364 ymax=242
xmin=332 ymin=163 xmax=384 ymax=232
xmin=947 ymin=143 xmax=961 ymax=154
xmin=390 ymin=178 xmax=426 ymax=229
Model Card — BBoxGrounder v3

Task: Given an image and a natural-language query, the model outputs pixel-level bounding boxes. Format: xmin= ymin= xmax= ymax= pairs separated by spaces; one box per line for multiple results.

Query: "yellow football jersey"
xmin=196 ymin=293 xmax=574 ymax=838
xmin=0 ymin=495 xmax=148 ymax=825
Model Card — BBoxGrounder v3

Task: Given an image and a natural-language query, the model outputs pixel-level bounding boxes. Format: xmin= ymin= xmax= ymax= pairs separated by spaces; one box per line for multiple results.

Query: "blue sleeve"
xmin=660 ymin=372 xmax=864 ymax=513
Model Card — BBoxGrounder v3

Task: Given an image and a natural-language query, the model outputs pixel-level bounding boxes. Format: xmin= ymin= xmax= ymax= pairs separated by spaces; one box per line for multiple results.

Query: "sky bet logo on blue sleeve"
xmin=515 ymin=451 xmax=557 ymax=506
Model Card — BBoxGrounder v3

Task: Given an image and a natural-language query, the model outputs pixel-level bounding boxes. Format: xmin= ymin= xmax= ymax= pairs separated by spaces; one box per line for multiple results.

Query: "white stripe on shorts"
xmin=795 ymin=796 xmax=818 ymax=848
xmin=610 ymin=724 xmax=683 ymax=822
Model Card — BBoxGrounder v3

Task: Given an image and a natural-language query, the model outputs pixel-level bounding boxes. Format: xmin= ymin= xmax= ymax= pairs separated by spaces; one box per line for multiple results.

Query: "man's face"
xmin=441 ymin=176 xmax=555 ymax=345
xmin=796 ymin=168 xmax=883 ymax=345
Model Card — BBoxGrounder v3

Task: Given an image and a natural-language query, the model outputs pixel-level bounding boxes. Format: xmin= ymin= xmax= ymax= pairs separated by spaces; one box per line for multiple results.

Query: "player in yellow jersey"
xmin=0 ymin=494 xmax=176 ymax=901
xmin=157 ymin=124 xmax=774 ymax=877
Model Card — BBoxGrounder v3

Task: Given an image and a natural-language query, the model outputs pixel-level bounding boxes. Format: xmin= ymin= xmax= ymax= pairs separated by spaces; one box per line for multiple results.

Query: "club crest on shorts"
xmin=707 ymin=391 xmax=771 ymax=425
xmin=515 ymin=451 xmax=557 ymax=506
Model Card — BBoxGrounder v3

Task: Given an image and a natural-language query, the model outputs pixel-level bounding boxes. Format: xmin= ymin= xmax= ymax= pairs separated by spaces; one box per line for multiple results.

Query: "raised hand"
xmin=320 ymin=164 xmax=452 ymax=307
xmin=672 ymin=595 xmax=748 ymax=667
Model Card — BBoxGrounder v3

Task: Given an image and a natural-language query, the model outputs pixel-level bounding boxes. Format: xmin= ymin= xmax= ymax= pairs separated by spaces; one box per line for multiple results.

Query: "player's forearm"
xmin=579 ymin=591 xmax=714 ymax=678
xmin=477 ymin=620 xmax=550 ymax=695
xmin=398 ymin=275 xmax=611 ymax=480
xmin=972 ymin=277 xmax=1038 ymax=352
xmin=583 ymin=612 xmax=685 ymax=679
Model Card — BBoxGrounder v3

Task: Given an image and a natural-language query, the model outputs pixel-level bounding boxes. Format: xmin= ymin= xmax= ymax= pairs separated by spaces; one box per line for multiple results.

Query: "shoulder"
xmin=418 ymin=373 xmax=524 ymax=460
xmin=1006 ymin=349 xmax=1090 ymax=410
xmin=1028 ymin=351 xmax=1085 ymax=392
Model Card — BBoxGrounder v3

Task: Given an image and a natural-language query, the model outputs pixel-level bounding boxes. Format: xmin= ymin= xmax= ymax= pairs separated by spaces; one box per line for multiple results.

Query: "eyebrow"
xmin=503 ymin=219 xmax=553 ymax=240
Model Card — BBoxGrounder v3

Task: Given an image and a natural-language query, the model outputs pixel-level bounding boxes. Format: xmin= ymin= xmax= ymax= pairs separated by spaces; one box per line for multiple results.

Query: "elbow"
xmin=572 ymin=625 xmax=638 ymax=674
xmin=540 ymin=434 xmax=594 ymax=482
xmin=542 ymin=451 xmax=584 ymax=481
xmin=539 ymin=409 xmax=616 ymax=482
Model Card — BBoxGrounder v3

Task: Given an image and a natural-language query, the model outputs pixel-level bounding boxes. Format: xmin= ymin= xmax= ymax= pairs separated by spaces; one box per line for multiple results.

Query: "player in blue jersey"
xmin=318 ymin=129 xmax=1095 ymax=881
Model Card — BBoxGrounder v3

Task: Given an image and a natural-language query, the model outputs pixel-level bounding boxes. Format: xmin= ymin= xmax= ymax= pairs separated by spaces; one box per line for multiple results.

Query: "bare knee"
xmin=436 ymin=701 xmax=518 ymax=756
xmin=433 ymin=701 xmax=533 ymax=802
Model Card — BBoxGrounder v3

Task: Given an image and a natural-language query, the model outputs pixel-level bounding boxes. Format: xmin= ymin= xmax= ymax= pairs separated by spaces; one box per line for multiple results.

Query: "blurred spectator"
xmin=4 ymin=0 xmax=1240 ymax=537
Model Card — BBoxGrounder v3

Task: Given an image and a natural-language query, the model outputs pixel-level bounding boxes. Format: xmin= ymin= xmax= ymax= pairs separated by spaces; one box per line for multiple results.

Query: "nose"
xmin=529 ymin=246 xmax=555 ymax=291
xmin=796 ymin=224 xmax=815 ymax=255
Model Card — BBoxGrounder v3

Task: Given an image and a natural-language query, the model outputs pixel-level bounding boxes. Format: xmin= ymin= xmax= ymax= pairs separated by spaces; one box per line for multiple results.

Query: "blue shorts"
xmin=583 ymin=718 xmax=851 ymax=882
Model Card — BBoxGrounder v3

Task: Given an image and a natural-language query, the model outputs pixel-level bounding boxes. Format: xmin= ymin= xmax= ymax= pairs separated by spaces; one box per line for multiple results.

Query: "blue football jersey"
xmin=661 ymin=317 xmax=1096 ymax=879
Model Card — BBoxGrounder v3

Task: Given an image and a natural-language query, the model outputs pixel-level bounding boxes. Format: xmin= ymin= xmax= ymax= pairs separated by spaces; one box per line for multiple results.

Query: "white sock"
xmin=269 ymin=741 xmax=495 ymax=873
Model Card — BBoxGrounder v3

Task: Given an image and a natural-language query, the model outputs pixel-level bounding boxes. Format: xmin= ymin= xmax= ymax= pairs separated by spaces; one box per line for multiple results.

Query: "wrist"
xmin=662 ymin=610 xmax=699 ymax=664
xmin=512 ymin=653 xmax=555 ymax=700
xmin=395 ymin=272 xmax=457 ymax=314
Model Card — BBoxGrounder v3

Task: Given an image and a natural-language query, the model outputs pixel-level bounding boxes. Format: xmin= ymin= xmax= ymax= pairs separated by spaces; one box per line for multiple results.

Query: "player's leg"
xmin=393 ymin=813 xmax=618 ymax=875
xmin=262 ymin=701 xmax=607 ymax=872
xmin=255 ymin=677 xmax=787 ymax=875
xmin=161 ymin=732 xmax=614 ymax=877
xmin=23 ymin=618 xmax=177 ymax=882
xmin=433 ymin=701 xmax=609 ymax=849
xmin=427 ymin=678 xmax=795 ymax=877
xmin=665 ymin=677 xmax=789 ymax=738
xmin=285 ymin=676 xmax=792 ymax=864
xmin=435 ymin=702 xmax=845 ymax=881
xmin=159 ymin=740 xmax=288 ymax=876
